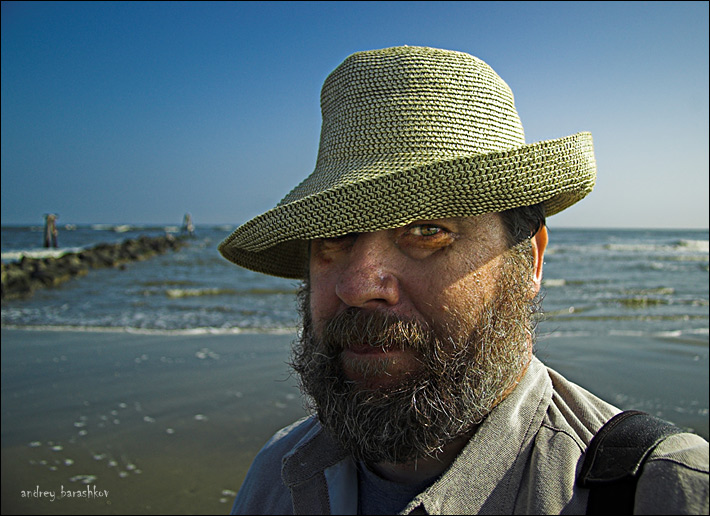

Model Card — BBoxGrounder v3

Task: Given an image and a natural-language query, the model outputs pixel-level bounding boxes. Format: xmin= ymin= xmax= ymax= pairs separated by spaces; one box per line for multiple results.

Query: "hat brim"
xmin=219 ymin=131 xmax=596 ymax=279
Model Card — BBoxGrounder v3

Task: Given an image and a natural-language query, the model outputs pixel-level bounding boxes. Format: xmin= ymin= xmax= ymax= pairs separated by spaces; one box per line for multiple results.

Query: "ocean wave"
xmin=0 ymin=324 xmax=299 ymax=336
xmin=675 ymin=239 xmax=710 ymax=252
xmin=624 ymin=287 xmax=675 ymax=295
xmin=139 ymin=280 xmax=197 ymax=288
xmin=165 ymin=288 xmax=238 ymax=298
xmin=242 ymin=288 xmax=298 ymax=295
xmin=604 ymin=240 xmax=709 ymax=253
xmin=1 ymin=247 xmax=86 ymax=262
xmin=4 ymin=319 xmax=705 ymax=340
xmin=608 ymin=328 xmax=710 ymax=342
xmin=547 ymin=239 xmax=708 ymax=257
xmin=540 ymin=327 xmax=709 ymax=341
xmin=544 ymin=313 xmax=708 ymax=322
xmin=141 ymin=287 xmax=299 ymax=298
xmin=538 ymin=330 xmax=595 ymax=338
xmin=90 ymin=224 xmax=138 ymax=232
xmin=542 ymin=278 xmax=566 ymax=287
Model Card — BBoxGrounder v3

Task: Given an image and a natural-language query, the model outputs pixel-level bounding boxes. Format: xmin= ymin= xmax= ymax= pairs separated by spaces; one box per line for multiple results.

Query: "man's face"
xmin=291 ymin=213 xmax=540 ymax=464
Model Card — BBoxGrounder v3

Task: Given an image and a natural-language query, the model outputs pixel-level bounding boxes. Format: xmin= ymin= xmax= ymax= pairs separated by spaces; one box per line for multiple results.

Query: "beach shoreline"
xmin=2 ymin=327 xmax=708 ymax=514
xmin=1 ymin=329 xmax=306 ymax=515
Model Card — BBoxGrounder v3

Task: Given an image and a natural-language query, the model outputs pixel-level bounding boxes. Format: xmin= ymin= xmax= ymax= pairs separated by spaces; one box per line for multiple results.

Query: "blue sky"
xmin=1 ymin=1 xmax=708 ymax=229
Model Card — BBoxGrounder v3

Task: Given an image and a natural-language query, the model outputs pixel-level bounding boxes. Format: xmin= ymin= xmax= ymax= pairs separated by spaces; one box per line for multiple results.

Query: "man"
xmin=219 ymin=46 xmax=708 ymax=514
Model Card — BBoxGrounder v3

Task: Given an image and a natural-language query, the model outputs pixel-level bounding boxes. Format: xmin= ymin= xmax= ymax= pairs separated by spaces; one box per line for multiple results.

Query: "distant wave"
xmin=539 ymin=327 xmax=708 ymax=341
xmin=545 ymin=312 xmax=708 ymax=321
xmin=608 ymin=328 xmax=709 ymax=339
xmin=3 ymin=321 xmax=705 ymax=340
xmin=0 ymin=324 xmax=299 ymax=336
xmin=1 ymin=247 xmax=86 ymax=262
xmin=90 ymin=224 xmax=121 ymax=231
xmin=546 ymin=239 xmax=709 ymax=256
xmin=542 ymin=278 xmax=566 ymax=287
xmin=165 ymin=288 xmax=239 ymax=298
xmin=675 ymin=239 xmax=710 ymax=252
xmin=604 ymin=240 xmax=709 ymax=254
xmin=87 ymin=224 xmax=183 ymax=233
xmin=147 ymin=287 xmax=298 ymax=298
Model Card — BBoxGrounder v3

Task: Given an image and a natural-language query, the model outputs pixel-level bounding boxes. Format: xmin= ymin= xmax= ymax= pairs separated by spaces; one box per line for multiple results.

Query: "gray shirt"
xmin=231 ymin=357 xmax=709 ymax=514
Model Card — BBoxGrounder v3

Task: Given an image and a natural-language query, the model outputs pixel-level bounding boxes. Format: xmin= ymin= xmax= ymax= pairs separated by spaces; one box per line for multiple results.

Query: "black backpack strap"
xmin=577 ymin=410 xmax=685 ymax=515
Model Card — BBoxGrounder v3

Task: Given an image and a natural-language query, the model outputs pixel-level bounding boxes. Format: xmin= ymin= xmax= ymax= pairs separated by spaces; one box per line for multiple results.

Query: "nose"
xmin=335 ymin=232 xmax=401 ymax=309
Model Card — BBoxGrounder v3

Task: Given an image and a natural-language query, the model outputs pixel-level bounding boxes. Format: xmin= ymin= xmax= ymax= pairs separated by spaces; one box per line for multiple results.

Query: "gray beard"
xmin=290 ymin=243 xmax=538 ymax=465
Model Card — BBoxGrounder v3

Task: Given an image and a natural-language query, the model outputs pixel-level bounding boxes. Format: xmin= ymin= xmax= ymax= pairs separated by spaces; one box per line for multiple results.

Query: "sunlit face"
xmin=292 ymin=213 xmax=544 ymax=464
xmin=308 ymin=213 xmax=512 ymax=387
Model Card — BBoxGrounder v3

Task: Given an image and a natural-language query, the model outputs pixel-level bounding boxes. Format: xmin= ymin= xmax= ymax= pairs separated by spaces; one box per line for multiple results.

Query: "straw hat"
xmin=219 ymin=46 xmax=596 ymax=278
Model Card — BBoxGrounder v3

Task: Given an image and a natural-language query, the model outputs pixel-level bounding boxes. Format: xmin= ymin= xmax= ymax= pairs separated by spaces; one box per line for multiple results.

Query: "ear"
xmin=530 ymin=226 xmax=548 ymax=296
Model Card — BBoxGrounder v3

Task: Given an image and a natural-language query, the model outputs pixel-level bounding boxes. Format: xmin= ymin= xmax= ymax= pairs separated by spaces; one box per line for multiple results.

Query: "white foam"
xmin=165 ymin=288 xmax=236 ymax=298
xmin=1 ymin=246 xmax=85 ymax=261
xmin=542 ymin=278 xmax=566 ymax=287
xmin=0 ymin=324 xmax=298 ymax=336
xmin=676 ymin=239 xmax=709 ymax=253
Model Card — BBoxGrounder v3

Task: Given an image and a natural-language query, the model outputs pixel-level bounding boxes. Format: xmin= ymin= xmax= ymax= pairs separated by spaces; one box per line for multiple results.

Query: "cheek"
xmin=308 ymin=267 xmax=341 ymax=332
xmin=432 ymin=260 xmax=502 ymax=322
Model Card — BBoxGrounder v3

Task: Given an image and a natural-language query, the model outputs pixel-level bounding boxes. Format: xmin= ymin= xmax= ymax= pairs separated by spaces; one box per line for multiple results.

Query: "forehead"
xmin=311 ymin=213 xmax=506 ymax=242
xmin=444 ymin=213 xmax=504 ymax=231
xmin=393 ymin=213 xmax=506 ymax=237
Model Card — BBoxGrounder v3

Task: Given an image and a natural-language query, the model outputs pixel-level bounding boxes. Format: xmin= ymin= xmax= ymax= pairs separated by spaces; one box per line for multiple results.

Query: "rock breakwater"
xmin=1 ymin=234 xmax=186 ymax=300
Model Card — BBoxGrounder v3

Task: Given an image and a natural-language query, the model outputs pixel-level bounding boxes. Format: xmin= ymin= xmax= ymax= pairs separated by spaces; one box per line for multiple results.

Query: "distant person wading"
xmin=43 ymin=214 xmax=58 ymax=248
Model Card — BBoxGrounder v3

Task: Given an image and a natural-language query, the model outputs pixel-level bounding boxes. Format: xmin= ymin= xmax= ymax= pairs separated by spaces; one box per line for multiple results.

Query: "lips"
xmin=346 ymin=342 xmax=391 ymax=354
xmin=339 ymin=344 xmax=423 ymax=388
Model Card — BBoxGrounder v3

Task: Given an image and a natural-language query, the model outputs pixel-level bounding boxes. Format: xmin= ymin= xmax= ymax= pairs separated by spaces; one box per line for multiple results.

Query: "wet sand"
xmin=1 ymin=328 xmax=707 ymax=514
xmin=1 ymin=329 xmax=307 ymax=515
xmin=536 ymin=332 xmax=709 ymax=439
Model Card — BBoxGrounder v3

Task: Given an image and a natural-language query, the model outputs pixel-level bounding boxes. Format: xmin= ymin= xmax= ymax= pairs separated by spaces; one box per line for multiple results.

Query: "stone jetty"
xmin=1 ymin=234 xmax=186 ymax=300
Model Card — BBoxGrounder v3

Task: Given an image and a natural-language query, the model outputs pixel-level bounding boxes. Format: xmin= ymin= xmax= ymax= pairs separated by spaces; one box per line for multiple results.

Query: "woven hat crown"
xmin=219 ymin=46 xmax=596 ymax=278
xmin=281 ymin=46 xmax=526 ymax=204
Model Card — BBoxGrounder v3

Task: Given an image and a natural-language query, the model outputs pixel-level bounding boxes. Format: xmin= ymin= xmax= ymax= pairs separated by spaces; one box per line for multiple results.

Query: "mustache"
xmin=320 ymin=308 xmax=436 ymax=354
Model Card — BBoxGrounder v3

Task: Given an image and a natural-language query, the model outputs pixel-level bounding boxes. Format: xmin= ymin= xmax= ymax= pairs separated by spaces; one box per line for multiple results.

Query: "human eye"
xmin=397 ymin=223 xmax=457 ymax=251
xmin=408 ymin=224 xmax=444 ymax=237
xmin=314 ymin=233 xmax=358 ymax=253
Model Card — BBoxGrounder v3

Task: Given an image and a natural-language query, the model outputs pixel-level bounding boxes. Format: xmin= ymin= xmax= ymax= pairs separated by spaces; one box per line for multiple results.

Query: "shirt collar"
xmin=281 ymin=356 xmax=553 ymax=515
xmin=406 ymin=357 xmax=553 ymax=514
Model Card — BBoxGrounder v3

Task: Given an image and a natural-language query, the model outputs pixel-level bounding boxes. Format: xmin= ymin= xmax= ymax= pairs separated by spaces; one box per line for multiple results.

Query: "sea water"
xmin=1 ymin=224 xmax=300 ymax=332
xmin=1 ymin=224 xmax=708 ymax=514
xmin=2 ymin=225 xmax=708 ymax=340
